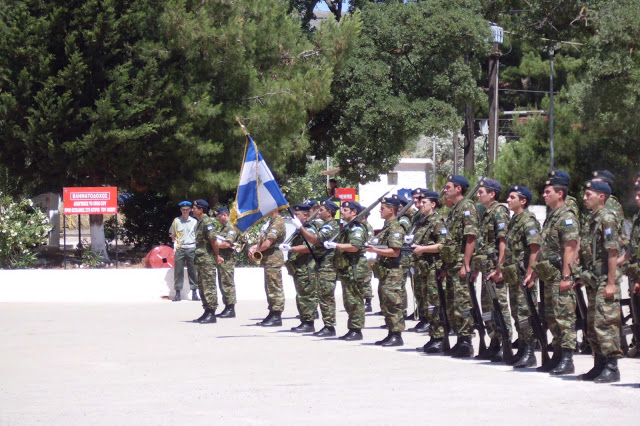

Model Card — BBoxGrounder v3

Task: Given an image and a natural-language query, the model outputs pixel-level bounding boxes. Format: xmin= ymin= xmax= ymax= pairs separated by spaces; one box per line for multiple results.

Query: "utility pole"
xmin=453 ymin=133 xmax=459 ymax=175
xmin=488 ymin=23 xmax=503 ymax=176
xmin=549 ymin=49 xmax=555 ymax=171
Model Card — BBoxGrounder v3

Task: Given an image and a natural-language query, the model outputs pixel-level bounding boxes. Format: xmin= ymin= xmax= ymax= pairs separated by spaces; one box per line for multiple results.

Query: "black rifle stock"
xmin=284 ymin=208 xmax=321 ymax=245
xmin=574 ymin=284 xmax=588 ymax=332
xmin=466 ymin=273 xmax=488 ymax=354
xmin=517 ymin=264 xmax=550 ymax=364
xmin=436 ymin=271 xmax=451 ymax=351
xmin=482 ymin=276 xmax=514 ymax=363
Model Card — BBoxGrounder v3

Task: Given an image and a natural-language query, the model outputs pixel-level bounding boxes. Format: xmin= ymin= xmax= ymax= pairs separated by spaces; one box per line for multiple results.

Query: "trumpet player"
xmin=215 ymin=206 xmax=239 ymax=319
xmin=249 ymin=210 xmax=286 ymax=327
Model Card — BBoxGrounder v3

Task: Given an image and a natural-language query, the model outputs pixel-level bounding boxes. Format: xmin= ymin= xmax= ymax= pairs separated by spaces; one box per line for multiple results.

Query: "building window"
xmin=387 ymin=172 xmax=398 ymax=185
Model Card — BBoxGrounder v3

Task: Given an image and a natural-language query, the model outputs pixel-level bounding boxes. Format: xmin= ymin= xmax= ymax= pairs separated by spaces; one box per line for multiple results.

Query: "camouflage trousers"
xmin=445 ymin=265 xmax=474 ymax=337
xmin=378 ymin=267 xmax=407 ymax=332
xmin=480 ymin=278 xmax=513 ymax=341
xmin=544 ymin=275 xmax=577 ymax=350
xmin=293 ymin=263 xmax=317 ymax=322
xmin=174 ymin=247 xmax=197 ymax=291
xmin=360 ymin=260 xmax=374 ymax=299
xmin=217 ymin=257 xmax=236 ymax=306
xmin=338 ymin=269 xmax=365 ymax=329
xmin=316 ymin=263 xmax=337 ymax=327
xmin=416 ymin=269 xmax=444 ymax=338
xmin=506 ymin=280 xmax=536 ymax=342
xmin=585 ymin=275 xmax=623 ymax=358
xmin=195 ymin=255 xmax=218 ymax=311
xmin=263 ymin=263 xmax=284 ymax=312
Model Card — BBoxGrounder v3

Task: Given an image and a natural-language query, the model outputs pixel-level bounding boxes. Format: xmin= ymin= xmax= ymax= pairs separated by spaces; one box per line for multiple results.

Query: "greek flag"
xmin=231 ymin=135 xmax=289 ymax=232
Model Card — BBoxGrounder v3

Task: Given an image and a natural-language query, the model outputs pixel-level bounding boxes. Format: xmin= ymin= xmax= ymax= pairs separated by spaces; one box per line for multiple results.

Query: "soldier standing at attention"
xmin=526 ymin=172 xmax=579 ymax=375
xmin=280 ymin=203 xmax=319 ymax=333
xmin=366 ymin=196 xmax=406 ymax=347
xmin=475 ymin=179 xmax=512 ymax=362
xmin=360 ymin=213 xmax=375 ymax=313
xmin=170 ymin=201 xmax=199 ymax=302
xmin=297 ymin=200 xmax=340 ymax=337
xmin=548 ymin=170 xmax=579 ymax=218
xmin=440 ymin=175 xmax=479 ymax=358
xmin=502 ymin=186 xmax=540 ymax=368
xmin=406 ymin=188 xmax=430 ymax=332
xmin=214 ymin=206 xmax=239 ymax=318
xmin=576 ymin=180 xmax=623 ymax=383
xmin=191 ymin=199 xmax=221 ymax=324
xmin=249 ymin=210 xmax=286 ymax=327
xmin=411 ymin=190 xmax=449 ymax=353
xmin=325 ymin=201 xmax=368 ymax=341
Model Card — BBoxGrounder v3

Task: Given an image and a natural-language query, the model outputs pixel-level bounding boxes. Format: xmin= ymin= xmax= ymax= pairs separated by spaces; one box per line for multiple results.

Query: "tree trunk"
xmin=463 ymin=103 xmax=475 ymax=174
xmin=89 ymin=215 xmax=110 ymax=262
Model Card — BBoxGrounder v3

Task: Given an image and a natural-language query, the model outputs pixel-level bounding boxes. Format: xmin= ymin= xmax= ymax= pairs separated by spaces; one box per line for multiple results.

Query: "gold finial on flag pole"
xmin=235 ymin=116 xmax=250 ymax=137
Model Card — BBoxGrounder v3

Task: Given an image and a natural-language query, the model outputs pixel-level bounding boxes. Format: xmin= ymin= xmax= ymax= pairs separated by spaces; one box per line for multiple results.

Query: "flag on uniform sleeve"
xmin=230 ymin=134 xmax=289 ymax=232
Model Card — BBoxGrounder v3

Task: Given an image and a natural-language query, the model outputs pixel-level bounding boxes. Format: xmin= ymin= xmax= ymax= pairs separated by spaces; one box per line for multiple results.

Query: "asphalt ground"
xmin=1 ymin=300 xmax=638 ymax=425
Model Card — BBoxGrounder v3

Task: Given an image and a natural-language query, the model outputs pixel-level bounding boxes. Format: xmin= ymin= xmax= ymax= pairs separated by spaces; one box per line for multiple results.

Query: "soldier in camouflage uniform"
xmin=396 ymin=193 xmax=419 ymax=322
xmin=575 ymin=180 xmax=623 ymax=383
xmin=622 ymin=184 xmax=640 ymax=303
xmin=527 ymin=172 xmax=579 ymax=375
xmin=298 ymin=200 xmax=340 ymax=337
xmin=366 ymin=196 xmax=406 ymax=346
xmin=360 ymin=213 xmax=375 ymax=312
xmin=474 ymin=179 xmax=512 ymax=362
xmin=410 ymin=190 xmax=450 ymax=353
xmin=405 ymin=188 xmax=431 ymax=332
xmin=249 ymin=210 xmax=286 ymax=327
xmin=325 ymin=201 xmax=368 ymax=340
xmin=440 ymin=175 xmax=479 ymax=358
xmin=191 ymin=199 xmax=221 ymax=324
xmin=503 ymin=186 xmax=541 ymax=368
xmin=214 ymin=206 xmax=239 ymax=318
xmin=548 ymin=170 xmax=580 ymax=218
xmin=279 ymin=202 xmax=320 ymax=333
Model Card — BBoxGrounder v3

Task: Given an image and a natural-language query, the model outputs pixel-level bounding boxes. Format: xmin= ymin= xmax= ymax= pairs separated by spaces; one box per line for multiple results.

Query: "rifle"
xmin=517 ymin=263 xmax=550 ymax=365
xmin=574 ymin=284 xmax=589 ymax=333
xmin=327 ymin=188 xmax=393 ymax=244
xmin=435 ymin=270 xmax=451 ymax=351
xmin=466 ymin=273 xmax=488 ymax=354
xmin=481 ymin=272 xmax=514 ymax=363
xmin=621 ymin=292 xmax=640 ymax=353
xmin=286 ymin=206 xmax=318 ymax=263
xmin=283 ymin=208 xmax=321 ymax=245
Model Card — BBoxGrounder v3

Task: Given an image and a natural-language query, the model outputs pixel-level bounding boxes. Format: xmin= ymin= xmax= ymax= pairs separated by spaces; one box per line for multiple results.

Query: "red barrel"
xmin=144 ymin=245 xmax=175 ymax=268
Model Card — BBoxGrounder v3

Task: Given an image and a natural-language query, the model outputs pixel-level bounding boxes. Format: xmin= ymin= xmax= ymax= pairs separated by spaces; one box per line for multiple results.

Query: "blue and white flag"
xmin=231 ymin=135 xmax=289 ymax=232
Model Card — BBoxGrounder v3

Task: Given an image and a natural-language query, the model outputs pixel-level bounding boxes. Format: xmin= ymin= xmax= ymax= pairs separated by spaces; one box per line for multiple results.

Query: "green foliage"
xmin=78 ymin=239 xmax=103 ymax=267
xmin=0 ymin=193 xmax=52 ymax=269
xmin=110 ymin=192 xmax=174 ymax=250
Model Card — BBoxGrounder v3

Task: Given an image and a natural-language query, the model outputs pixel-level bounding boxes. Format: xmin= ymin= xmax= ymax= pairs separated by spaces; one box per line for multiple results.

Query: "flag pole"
xmin=235 ymin=116 xmax=250 ymax=137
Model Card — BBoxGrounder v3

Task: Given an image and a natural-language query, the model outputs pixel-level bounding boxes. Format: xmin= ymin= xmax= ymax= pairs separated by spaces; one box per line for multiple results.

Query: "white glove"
xmin=324 ymin=241 xmax=337 ymax=250
xmin=404 ymin=235 xmax=414 ymax=244
xmin=291 ymin=217 xmax=303 ymax=229
xmin=365 ymin=252 xmax=377 ymax=260
xmin=279 ymin=244 xmax=292 ymax=252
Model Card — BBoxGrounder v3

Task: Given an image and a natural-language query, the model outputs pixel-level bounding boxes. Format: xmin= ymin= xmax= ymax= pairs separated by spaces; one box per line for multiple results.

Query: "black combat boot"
xmin=256 ymin=310 xmax=274 ymax=326
xmin=343 ymin=329 xmax=363 ymax=341
xmin=513 ymin=341 xmax=537 ymax=369
xmin=364 ymin=298 xmax=373 ymax=313
xmin=511 ymin=338 xmax=520 ymax=349
xmin=381 ymin=331 xmax=404 ymax=347
xmin=490 ymin=343 xmax=505 ymax=363
xmin=217 ymin=305 xmax=236 ymax=318
xmin=375 ymin=331 xmax=393 ymax=345
xmin=537 ymin=346 xmax=561 ymax=372
xmin=409 ymin=319 xmax=429 ymax=333
xmin=172 ymin=291 xmax=181 ymax=302
xmin=593 ymin=357 xmax=620 ymax=384
xmin=191 ymin=289 xmax=200 ymax=301
xmin=192 ymin=309 xmax=209 ymax=322
xmin=418 ymin=336 xmax=437 ymax=352
xmin=261 ymin=311 xmax=282 ymax=327
xmin=507 ymin=340 xmax=526 ymax=366
xmin=476 ymin=338 xmax=500 ymax=360
xmin=405 ymin=311 xmax=419 ymax=321
xmin=577 ymin=354 xmax=606 ymax=381
xmin=451 ymin=336 xmax=474 ymax=358
xmin=291 ymin=321 xmax=315 ymax=333
xmin=549 ymin=348 xmax=575 ymax=375
xmin=425 ymin=338 xmax=444 ymax=354
xmin=198 ymin=310 xmax=217 ymax=324
xmin=313 ymin=326 xmax=336 ymax=337
xmin=444 ymin=338 xmax=461 ymax=356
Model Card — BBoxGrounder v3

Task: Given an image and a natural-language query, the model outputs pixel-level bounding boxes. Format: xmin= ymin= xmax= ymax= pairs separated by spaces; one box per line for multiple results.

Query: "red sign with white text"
xmin=335 ymin=188 xmax=356 ymax=202
xmin=63 ymin=187 xmax=118 ymax=215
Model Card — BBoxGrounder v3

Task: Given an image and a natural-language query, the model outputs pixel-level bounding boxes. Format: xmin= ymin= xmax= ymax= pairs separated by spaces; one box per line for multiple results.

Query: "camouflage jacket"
xmin=375 ymin=218 xmax=405 ymax=268
xmin=413 ymin=212 xmax=449 ymax=267
xmin=289 ymin=221 xmax=320 ymax=266
xmin=217 ymin=222 xmax=239 ymax=258
xmin=540 ymin=204 xmax=579 ymax=266
xmin=315 ymin=218 xmax=339 ymax=267
xmin=565 ymin=195 xmax=580 ymax=218
xmin=195 ymin=215 xmax=217 ymax=261
xmin=630 ymin=211 xmax=640 ymax=263
xmin=362 ymin=219 xmax=375 ymax=243
xmin=259 ymin=214 xmax=285 ymax=266
xmin=504 ymin=210 xmax=541 ymax=268
xmin=587 ymin=207 xmax=620 ymax=276
xmin=334 ymin=222 xmax=367 ymax=272
xmin=476 ymin=201 xmax=509 ymax=264
xmin=446 ymin=197 xmax=479 ymax=257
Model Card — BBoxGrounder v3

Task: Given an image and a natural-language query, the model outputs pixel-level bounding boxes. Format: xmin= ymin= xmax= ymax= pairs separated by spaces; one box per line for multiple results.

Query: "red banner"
xmin=63 ymin=187 xmax=118 ymax=215
xmin=335 ymin=188 xmax=356 ymax=202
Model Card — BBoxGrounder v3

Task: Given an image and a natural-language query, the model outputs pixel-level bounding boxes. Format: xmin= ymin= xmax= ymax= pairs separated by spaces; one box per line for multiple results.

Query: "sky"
xmin=315 ymin=1 xmax=350 ymax=12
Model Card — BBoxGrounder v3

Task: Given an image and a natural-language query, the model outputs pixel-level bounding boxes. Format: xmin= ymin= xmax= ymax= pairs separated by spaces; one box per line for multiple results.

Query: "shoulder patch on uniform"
xmin=565 ymin=218 xmax=574 ymax=226
xmin=440 ymin=228 xmax=448 ymax=235
xmin=393 ymin=233 xmax=401 ymax=238
xmin=604 ymin=228 xmax=612 ymax=235
xmin=228 ymin=230 xmax=235 ymax=235
xmin=354 ymin=232 xmax=363 ymax=238
xmin=206 ymin=225 xmax=213 ymax=231
xmin=464 ymin=211 xmax=470 ymax=216
xmin=497 ymin=222 xmax=505 ymax=229
xmin=529 ymin=229 xmax=537 ymax=235
xmin=324 ymin=224 xmax=334 ymax=231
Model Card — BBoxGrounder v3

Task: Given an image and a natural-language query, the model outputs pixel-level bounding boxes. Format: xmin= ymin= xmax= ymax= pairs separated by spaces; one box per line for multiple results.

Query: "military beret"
xmin=592 ymin=170 xmax=614 ymax=185
xmin=417 ymin=190 xmax=440 ymax=201
xmin=178 ymin=200 xmax=192 ymax=208
xmin=447 ymin=174 xmax=469 ymax=189
xmin=216 ymin=206 xmax=230 ymax=215
xmin=193 ymin=199 xmax=209 ymax=209
xmin=411 ymin=188 xmax=428 ymax=196
xmin=585 ymin=180 xmax=611 ymax=195
xmin=479 ymin=178 xmax=502 ymax=193
xmin=392 ymin=194 xmax=410 ymax=206
xmin=508 ymin=185 xmax=533 ymax=202
xmin=342 ymin=201 xmax=364 ymax=213
xmin=320 ymin=200 xmax=339 ymax=212
xmin=547 ymin=169 xmax=571 ymax=185
xmin=293 ymin=203 xmax=311 ymax=212
xmin=382 ymin=196 xmax=402 ymax=207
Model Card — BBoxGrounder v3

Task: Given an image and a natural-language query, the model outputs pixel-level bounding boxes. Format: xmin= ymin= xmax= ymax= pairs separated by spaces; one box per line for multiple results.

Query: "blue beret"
xmin=178 ymin=201 xmax=192 ymax=207
xmin=585 ymin=180 xmax=611 ymax=195
xmin=293 ymin=203 xmax=311 ymax=212
xmin=592 ymin=170 xmax=614 ymax=185
xmin=392 ymin=194 xmax=410 ymax=206
xmin=193 ymin=199 xmax=209 ymax=209
xmin=411 ymin=188 xmax=428 ymax=196
xmin=342 ymin=201 xmax=364 ymax=213
xmin=216 ymin=206 xmax=229 ymax=215
xmin=417 ymin=190 xmax=440 ymax=201
xmin=447 ymin=174 xmax=469 ymax=189
xmin=382 ymin=196 xmax=402 ymax=207
xmin=479 ymin=178 xmax=502 ymax=193
xmin=508 ymin=185 xmax=533 ymax=202
xmin=320 ymin=200 xmax=339 ymax=212
xmin=547 ymin=169 xmax=571 ymax=186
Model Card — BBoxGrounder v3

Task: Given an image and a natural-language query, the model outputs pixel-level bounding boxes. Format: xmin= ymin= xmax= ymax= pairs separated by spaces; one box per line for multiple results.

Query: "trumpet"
xmin=251 ymin=250 xmax=263 ymax=266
